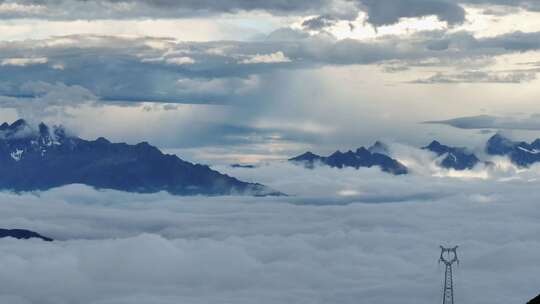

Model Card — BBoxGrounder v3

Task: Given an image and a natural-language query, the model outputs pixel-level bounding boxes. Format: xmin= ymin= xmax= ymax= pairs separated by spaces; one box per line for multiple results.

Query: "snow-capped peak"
xmin=0 ymin=120 xmax=69 ymax=143
xmin=0 ymin=119 xmax=34 ymax=139
xmin=10 ymin=149 xmax=24 ymax=161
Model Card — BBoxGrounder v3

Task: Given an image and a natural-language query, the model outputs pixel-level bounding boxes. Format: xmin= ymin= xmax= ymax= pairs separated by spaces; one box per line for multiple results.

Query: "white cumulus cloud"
xmin=165 ymin=56 xmax=196 ymax=65
xmin=240 ymin=51 xmax=292 ymax=64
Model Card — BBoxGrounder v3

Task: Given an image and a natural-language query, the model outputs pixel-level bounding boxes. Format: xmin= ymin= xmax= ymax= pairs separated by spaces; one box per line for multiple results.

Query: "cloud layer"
xmin=0 ymin=6 xmax=540 ymax=303
xmin=1 ymin=30 xmax=540 ymax=105
xmin=1 ymin=0 xmax=540 ymax=27
xmin=427 ymin=114 xmax=540 ymax=130
xmin=0 ymin=157 xmax=540 ymax=303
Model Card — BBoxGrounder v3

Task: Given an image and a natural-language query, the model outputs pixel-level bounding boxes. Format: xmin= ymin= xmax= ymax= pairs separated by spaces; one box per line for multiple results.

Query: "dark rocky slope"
xmin=0 ymin=119 xmax=281 ymax=196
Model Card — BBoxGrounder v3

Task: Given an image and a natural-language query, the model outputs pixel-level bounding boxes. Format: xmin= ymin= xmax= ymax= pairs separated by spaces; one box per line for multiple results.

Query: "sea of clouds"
xmin=0 ymin=149 xmax=539 ymax=304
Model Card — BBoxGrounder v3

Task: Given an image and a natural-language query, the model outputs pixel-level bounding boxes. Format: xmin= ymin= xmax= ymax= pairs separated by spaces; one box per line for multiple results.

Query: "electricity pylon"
xmin=439 ymin=246 xmax=459 ymax=304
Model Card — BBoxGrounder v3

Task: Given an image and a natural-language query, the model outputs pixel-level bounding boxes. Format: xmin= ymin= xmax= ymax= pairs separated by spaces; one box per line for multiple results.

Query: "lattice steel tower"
xmin=439 ymin=246 xmax=459 ymax=304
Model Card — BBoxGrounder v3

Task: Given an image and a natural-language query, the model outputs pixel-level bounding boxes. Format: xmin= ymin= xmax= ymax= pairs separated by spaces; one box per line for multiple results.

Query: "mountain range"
xmin=2 ymin=119 xmax=539 ymax=189
xmin=0 ymin=119 xmax=281 ymax=196
xmin=423 ymin=140 xmax=481 ymax=170
xmin=289 ymin=142 xmax=408 ymax=175
xmin=290 ymin=133 xmax=540 ymax=174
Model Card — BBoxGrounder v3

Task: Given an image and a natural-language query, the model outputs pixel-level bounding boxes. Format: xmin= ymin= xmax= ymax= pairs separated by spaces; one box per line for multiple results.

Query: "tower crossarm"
xmin=439 ymin=245 xmax=459 ymax=265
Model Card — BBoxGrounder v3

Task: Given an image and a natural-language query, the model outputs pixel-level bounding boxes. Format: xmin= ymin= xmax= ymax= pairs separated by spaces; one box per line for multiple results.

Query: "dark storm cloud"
xmin=2 ymin=30 xmax=540 ymax=104
xmin=302 ymin=15 xmax=340 ymax=31
xmin=0 ymin=0 xmax=333 ymax=19
xmin=357 ymin=0 xmax=466 ymax=26
xmin=417 ymin=30 xmax=540 ymax=56
xmin=122 ymin=0 xmax=327 ymax=11
xmin=355 ymin=0 xmax=540 ymax=27
xmin=356 ymin=0 xmax=540 ymax=26
xmin=1 ymin=0 xmax=540 ymax=25
xmin=0 ymin=36 xmax=282 ymax=104
xmin=479 ymin=31 xmax=540 ymax=51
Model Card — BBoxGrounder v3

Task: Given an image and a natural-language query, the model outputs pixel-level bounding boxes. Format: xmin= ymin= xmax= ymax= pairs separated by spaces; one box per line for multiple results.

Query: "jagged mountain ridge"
xmin=423 ymin=140 xmax=481 ymax=170
xmin=0 ymin=119 xmax=281 ymax=196
xmin=290 ymin=133 xmax=540 ymax=173
xmin=290 ymin=140 xmax=485 ymax=173
xmin=289 ymin=142 xmax=408 ymax=175
xmin=486 ymin=133 xmax=540 ymax=167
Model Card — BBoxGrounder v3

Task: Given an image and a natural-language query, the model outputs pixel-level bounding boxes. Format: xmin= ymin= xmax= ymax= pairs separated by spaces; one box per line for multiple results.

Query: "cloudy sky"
xmin=1 ymin=0 xmax=540 ymax=162
xmin=2 ymin=1 xmax=540 ymax=303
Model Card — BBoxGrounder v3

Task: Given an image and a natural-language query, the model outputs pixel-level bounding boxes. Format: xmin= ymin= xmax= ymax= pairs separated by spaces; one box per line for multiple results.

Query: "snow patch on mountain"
xmin=10 ymin=149 xmax=23 ymax=161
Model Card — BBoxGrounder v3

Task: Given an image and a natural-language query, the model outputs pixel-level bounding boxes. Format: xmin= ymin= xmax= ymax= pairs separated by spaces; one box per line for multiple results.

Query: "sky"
xmin=1 ymin=1 xmax=540 ymax=303
xmin=1 ymin=0 xmax=540 ymax=162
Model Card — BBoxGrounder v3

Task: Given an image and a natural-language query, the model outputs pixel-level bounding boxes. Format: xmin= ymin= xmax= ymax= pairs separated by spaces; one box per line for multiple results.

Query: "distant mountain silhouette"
xmin=423 ymin=140 xmax=481 ymax=170
xmin=289 ymin=142 xmax=408 ymax=175
xmin=486 ymin=133 xmax=540 ymax=167
xmin=0 ymin=229 xmax=52 ymax=241
xmin=289 ymin=152 xmax=321 ymax=169
xmin=0 ymin=119 xmax=282 ymax=196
